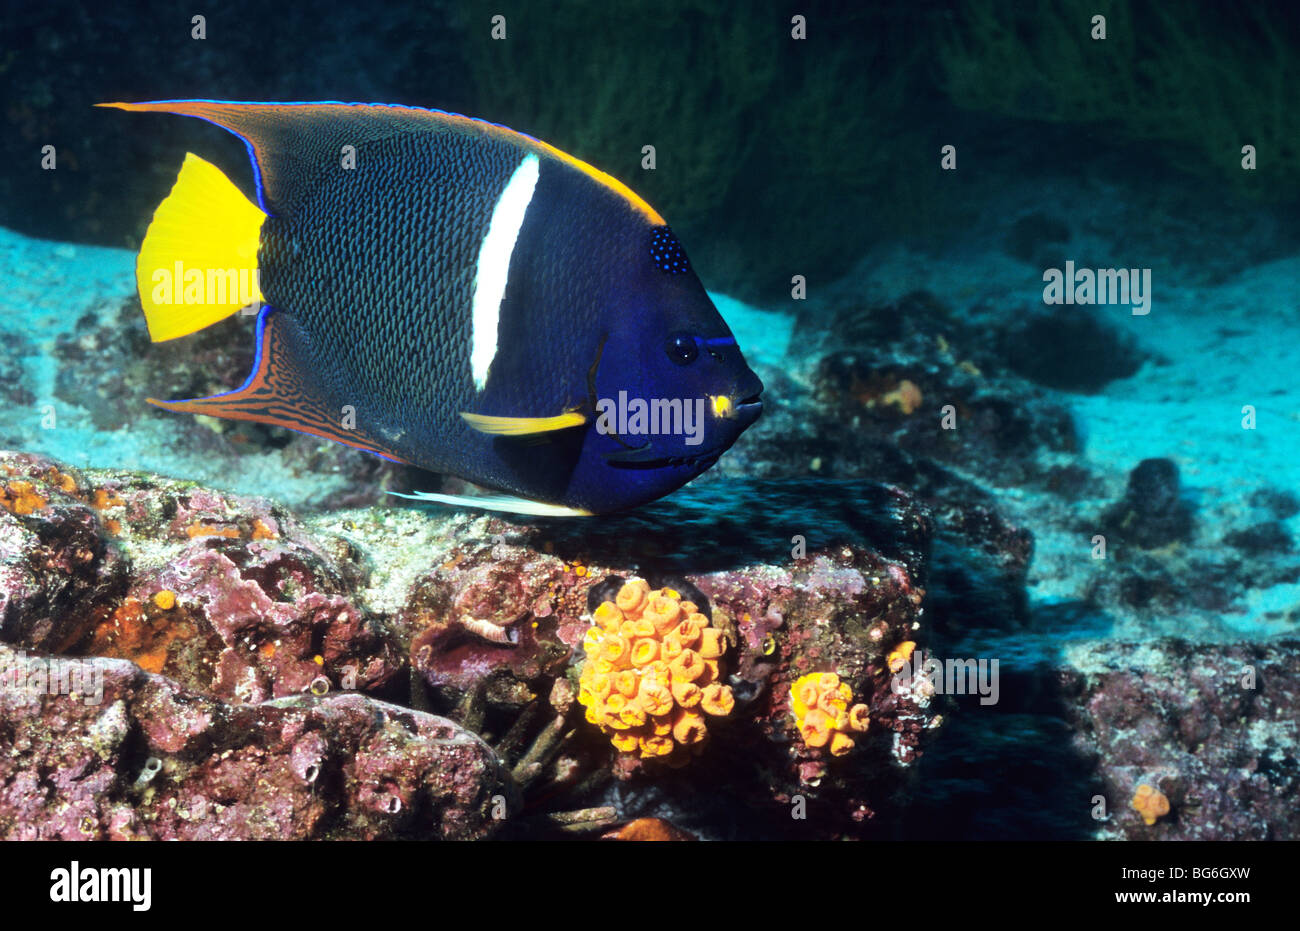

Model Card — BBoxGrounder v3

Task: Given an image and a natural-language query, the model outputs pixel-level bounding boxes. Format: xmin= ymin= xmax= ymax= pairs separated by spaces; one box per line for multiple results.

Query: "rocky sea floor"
xmin=0 ymin=195 xmax=1297 ymax=838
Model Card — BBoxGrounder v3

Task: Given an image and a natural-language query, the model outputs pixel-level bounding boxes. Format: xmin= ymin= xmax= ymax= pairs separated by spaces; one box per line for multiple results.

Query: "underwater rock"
xmin=0 ymin=452 xmax=128 ymax=652
xmin=0 ymin=333 xmax=35 ymax=409
xmin=1249 ymin=487 xmax=1300 ymax=520
xmin=397 ymin=480 xmax=940 ymax=837
xmin=0 ymin=451 xmax=401 ymax=703
xmin=0 ymin=642 xmax=510 ymax=840
xmin=0 ymin=450 xmax=942 ymax=838
xmin=404 ymin=539 xmax=576 ymax=715
xmin=713 ymin=290 xmax=1051 ymax=637
xmin=903 ymin=633 xmax=1300 ymax=841
xmin=688 ymin=543 xmax=938 ymax=833
xmin=794 ymin=292 xmax=1079 ymax=484
xmin=495 ymin=532 xmax=939 ymax=838
xmin=1084 ymin=539 xmax=1296 ymax=626
xmin=1223 ymin=521 xmax=1292 ymax=555
xmin=998 ymin=305 xmax=1146 ymax=394
xmin=523 ymin=477 xmax=932 ymax=582
xmin=92 ymin=542 xmax=402 ymax=704
xmin=925 ymin=497 xmax=1035 ymax=635
xmin=88 ymin=470 xmax=401 ymax=702
xmin=1060 ymin=639 xmax=1300 ymax=840
xmin=1102 ymin=457 xmax=1194 ymax=549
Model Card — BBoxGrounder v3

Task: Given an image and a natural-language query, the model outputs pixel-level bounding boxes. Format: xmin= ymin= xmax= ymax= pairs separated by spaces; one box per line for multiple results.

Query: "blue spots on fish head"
xmin=648 ymin=226 xmax=691 ymax=275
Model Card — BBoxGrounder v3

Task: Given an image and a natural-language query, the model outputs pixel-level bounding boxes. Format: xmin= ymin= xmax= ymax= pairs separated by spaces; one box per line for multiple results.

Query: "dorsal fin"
xmin=96 ymin=99 xmax=664 ymax=223
xmin=148 ymin=307 xmax=411 ymax=464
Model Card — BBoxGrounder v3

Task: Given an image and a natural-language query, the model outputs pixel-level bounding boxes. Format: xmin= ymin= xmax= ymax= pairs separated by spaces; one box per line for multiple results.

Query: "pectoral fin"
xmin=460 ymin=411 xmax=586 ymax=436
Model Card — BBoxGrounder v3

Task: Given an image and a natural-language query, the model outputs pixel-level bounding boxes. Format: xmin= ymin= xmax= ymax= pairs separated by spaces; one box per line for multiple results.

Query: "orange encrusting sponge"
xmin=578 ymin=579 xmax=735 ymax=766
xmin=790 ymin=671 xmax=870 ymax=757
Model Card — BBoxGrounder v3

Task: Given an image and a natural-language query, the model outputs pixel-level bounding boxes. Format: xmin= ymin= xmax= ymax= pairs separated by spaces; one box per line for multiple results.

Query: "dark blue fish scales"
xmin=102 ymin=100 xmax=763 ymax=515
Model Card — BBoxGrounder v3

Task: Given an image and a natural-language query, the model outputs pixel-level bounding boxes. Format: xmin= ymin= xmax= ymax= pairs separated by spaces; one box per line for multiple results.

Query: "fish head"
xmin=591 ymin=228 xmax=763 ymax=484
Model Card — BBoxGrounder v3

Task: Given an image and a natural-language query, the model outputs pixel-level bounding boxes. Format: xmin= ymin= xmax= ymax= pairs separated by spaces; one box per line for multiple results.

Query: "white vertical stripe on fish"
xmin=471 ymin=152 xmax=539 ymax=391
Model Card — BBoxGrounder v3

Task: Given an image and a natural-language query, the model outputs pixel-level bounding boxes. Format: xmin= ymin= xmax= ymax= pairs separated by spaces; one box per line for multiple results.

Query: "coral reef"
xmin=1062 ymin=639 xmax=1299 ymax=840
xmin=0 ymin=642 xmax=509 ymax=840
xmin=0 ymin=448 xmax=943 ymax=839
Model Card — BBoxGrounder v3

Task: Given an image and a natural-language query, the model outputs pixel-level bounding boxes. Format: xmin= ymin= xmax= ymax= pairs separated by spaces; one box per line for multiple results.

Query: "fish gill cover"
xmin=0 ymin=0 xmax=1296 ymax=870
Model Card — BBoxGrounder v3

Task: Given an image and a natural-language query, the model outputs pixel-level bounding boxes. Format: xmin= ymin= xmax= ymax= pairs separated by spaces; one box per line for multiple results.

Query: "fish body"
xmin=102 ymin=100 xmax=763 ymax=515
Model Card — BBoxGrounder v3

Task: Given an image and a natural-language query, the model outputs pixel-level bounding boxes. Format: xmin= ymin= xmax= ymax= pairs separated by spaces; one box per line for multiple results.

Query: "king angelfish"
xmin=101 ymin=100 xmax=763 ymax=516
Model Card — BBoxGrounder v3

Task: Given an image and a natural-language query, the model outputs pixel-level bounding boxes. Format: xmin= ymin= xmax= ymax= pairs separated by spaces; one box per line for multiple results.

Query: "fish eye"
xmin=665 ymin=332 xmax=699 ymax=365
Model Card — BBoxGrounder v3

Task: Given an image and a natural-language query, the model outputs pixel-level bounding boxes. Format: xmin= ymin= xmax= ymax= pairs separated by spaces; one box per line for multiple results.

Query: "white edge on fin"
xmin=389 ymin=490 xmax=592 ymax=517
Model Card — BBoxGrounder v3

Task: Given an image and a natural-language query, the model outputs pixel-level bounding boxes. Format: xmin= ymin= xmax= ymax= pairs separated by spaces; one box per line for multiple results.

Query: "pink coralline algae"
xmin=0 ymin=642 xmax=510 ymax=840
xmin=1063 ymin=639 xmax=1300 ymax=840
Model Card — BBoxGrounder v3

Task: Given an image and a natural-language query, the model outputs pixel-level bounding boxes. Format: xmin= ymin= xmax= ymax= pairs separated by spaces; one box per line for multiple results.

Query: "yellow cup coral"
xmin=1131 ymin=784 xmax=1170 ymax=826
xmin=790 ymin=672 xmax=869 ymax=757
xmin=578 ymin=579 xmax=735 ymax=764
xmin=887 ymin=640 xmax=916 ymax=674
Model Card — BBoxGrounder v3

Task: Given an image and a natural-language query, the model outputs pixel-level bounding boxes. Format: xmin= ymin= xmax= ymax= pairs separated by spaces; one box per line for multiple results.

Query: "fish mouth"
xmin=600 ymin=392 xmax=761 ymax=470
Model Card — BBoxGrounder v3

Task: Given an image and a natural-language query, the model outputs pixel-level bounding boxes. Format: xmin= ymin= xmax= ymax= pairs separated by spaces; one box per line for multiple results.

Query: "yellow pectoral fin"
xmin=460 ymin=410 xmax=587 ymax=436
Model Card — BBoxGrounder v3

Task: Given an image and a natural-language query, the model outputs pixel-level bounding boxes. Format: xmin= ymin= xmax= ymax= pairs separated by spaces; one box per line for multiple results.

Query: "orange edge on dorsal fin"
xmin=147 ymin=307 xmax=412 ymax=466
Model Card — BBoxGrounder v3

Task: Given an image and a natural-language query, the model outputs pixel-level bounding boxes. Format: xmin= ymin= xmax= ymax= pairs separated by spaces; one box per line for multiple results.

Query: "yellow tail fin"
xmin=137 ymin=153 xmax=266 ymax=342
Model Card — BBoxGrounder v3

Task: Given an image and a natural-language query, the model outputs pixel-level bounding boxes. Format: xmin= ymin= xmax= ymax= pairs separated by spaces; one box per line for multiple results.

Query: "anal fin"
xmin=149 ymin=306 xmax=411 ymax=464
